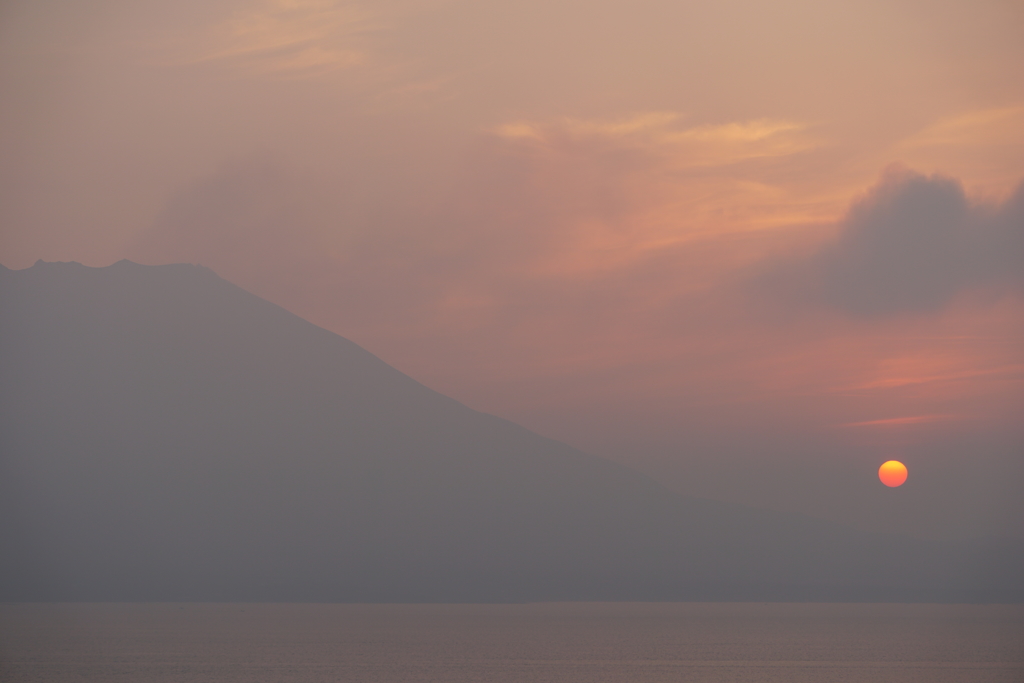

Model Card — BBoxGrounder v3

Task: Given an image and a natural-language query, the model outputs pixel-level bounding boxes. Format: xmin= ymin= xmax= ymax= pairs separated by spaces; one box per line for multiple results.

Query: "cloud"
xmin=195 ymin=0 xmax=373 ymax=77
xmin=839 ymin=363 xmax=1024 ymax=392
xmin=760 ymin=166 xmax=1024 ymax=316
xmin=837 ymin=414 xmax=963 ymax=428
xmin=492 ymin=113 xmax=813 ymax=170
xmin=896 ymin=106 xmax=1024 ymax=198
xmin=900 ymin=105 xmax=1024 ymax=151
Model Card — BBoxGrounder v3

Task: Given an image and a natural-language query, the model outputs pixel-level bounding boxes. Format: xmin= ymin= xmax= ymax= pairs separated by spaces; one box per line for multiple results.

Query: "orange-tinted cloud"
xmin=190 ymin=0 xmax=373 ymax=77
xmin=840 ymin=415 xmax=962 ymax=428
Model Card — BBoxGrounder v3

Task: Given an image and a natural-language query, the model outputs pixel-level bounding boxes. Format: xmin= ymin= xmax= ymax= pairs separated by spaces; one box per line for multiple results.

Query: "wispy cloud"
xmin=837 ymin=414 xmax=964 ymax=428
xmin=492 ymin=113 xmax=813 ymax=169
xmin=664 ymin=119 xmax=805 ymax=144
xmin=900 ymin=105 xmax=1024 ymax=150
xmin=196 ymin=0 xmax=374 ymax=77
xmin=843 ymin=364 xmax=1024 ymax=391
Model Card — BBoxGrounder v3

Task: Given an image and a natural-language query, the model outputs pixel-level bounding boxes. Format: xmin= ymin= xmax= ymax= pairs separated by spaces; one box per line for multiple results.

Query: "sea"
xmin=2 ymin=602 xmax=1022 ymax=682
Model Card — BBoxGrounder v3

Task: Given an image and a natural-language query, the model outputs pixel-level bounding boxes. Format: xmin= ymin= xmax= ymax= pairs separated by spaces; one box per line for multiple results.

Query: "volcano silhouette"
xmin=1 ymin=260 xmax=1020 ymax=602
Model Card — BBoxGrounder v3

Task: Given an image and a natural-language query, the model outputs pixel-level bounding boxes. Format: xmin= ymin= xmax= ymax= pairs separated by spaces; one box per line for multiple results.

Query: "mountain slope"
xmin=1 ymin=260 xmax=1020 ymax=601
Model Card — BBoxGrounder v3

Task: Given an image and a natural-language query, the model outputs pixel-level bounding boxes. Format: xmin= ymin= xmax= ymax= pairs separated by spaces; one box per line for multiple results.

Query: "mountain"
xmin=1 ymin=260 xmax=1020 ymax=602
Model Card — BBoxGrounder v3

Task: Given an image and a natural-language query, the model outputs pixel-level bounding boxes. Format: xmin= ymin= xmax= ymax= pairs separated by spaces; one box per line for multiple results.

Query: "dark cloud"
xmin=761 ymin=166 xmax=1024 ymax=316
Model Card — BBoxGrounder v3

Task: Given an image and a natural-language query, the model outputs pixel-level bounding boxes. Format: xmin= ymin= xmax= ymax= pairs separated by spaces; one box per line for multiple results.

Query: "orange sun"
xmin=878 ymin=460 xmax=908 ymax=487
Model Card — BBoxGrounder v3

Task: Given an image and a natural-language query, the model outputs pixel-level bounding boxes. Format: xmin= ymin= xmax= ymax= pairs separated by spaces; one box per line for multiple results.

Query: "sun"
xmin=878 ymin=460 xmax=908 ymax=487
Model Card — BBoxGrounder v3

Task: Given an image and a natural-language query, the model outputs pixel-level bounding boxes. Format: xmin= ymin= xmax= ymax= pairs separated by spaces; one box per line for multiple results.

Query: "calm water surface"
xmin=2 ymin=603 xmax=1022 ymax=682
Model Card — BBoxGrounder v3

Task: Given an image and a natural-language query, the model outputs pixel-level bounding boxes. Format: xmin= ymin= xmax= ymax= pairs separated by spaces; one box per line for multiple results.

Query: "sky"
xmin=1 ymin=0 xmax=1022 ymax=541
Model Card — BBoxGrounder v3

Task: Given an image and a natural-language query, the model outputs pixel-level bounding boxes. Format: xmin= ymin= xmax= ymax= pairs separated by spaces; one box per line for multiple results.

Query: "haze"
xmin=1 ymin=0 xmax=1022 ymax=543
